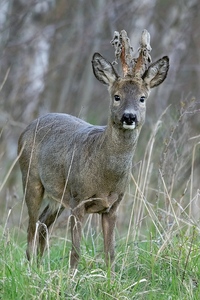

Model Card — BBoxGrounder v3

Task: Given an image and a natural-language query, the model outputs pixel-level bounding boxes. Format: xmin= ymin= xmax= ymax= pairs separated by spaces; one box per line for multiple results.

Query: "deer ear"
xmin=92 ymin=53 xmax=119 ymax=85
xmin=143 ymin=56 xmax=169 ymax=88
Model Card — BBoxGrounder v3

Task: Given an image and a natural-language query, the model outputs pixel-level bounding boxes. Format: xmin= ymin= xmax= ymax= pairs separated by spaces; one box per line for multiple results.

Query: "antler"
xmin=111 ymin=29 xmax=152 ymax=78
xmin=133 ymin=29 xmax=152 ymax=78
xmin=111 ymin=30 xmax=134 ymax=76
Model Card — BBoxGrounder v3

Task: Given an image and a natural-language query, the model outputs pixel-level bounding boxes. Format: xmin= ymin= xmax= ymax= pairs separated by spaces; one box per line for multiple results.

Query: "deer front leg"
xmin=70 ymin=204 xmax=85 ymax=269
xmin=102 ymin=211 xmax=117 ymax=272
xmin=102 ymin=194 xmax=123 ymax=272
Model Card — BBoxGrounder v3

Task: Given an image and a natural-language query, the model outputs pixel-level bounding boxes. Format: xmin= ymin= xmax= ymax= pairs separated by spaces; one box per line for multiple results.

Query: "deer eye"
xmin=140 ymin=96 xmax=145 ymax=103
xmin=114 ymin=95 xmax=121 ymax=102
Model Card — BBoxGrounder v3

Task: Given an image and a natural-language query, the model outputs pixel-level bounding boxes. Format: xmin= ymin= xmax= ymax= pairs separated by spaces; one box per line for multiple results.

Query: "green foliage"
xmin=1 ymin=227 xmax=200 ymax=300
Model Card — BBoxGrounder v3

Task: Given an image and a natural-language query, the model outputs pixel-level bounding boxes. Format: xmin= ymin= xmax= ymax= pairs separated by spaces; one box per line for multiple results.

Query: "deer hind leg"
xmin=25 ymin=181 xmax=44 ymax=262
xmin=38 ymin=202 xmax=64 ymax=258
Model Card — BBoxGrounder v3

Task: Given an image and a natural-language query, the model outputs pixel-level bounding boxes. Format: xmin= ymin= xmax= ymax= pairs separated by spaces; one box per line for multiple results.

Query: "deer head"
xmin=92 ymin=30 xmax=169 ymax=131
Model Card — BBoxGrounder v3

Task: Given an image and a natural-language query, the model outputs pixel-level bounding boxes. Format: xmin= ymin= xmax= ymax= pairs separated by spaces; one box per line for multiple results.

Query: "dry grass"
xmin=0 ymin=97 xmax=200 ymax=299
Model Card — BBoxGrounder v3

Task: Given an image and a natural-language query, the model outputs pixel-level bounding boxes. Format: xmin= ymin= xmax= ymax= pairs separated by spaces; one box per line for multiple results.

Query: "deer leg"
xmin=38 ymin=204 xmax=64 ymax=258
xmin=70 ymin=204 xmax=85 ymax=269
xmin=102 ymin=195 xmax=123 ymax=272
xmin=25 ymin=182 xmax=44 ymax=261
xmin=102 ymin=211 xmax=117 ymax=272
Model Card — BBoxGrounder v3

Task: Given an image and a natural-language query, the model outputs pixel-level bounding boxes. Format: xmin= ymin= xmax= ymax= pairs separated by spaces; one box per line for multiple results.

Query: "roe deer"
xmin=18 ymin=29 xmax=169 ymax=271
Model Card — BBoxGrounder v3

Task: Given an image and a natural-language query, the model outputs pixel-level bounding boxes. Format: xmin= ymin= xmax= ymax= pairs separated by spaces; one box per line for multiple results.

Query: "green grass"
xmin=1 ymin=225 xmax=200 ymax=300
xmin=1 ymin=97 xmax=199 ymax=299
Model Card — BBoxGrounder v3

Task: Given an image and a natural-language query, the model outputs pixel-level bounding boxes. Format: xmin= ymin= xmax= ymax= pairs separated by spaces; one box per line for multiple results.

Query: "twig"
xmin=0 ymin=68 xmax=10 ymax=91
xmin=181 ymin=227 xmax=195 ymax=282
xmin=0 ymin=144 xmax=25 ymax=192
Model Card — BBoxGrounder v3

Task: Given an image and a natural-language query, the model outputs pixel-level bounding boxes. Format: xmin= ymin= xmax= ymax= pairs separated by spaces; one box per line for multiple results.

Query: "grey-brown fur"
xmin=18 ymin=30 xmax=169 ymax=271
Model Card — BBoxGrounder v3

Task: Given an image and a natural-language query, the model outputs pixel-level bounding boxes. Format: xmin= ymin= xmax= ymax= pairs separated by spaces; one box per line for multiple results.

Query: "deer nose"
xmin=121 ymin=113 xmax=137 ymax=126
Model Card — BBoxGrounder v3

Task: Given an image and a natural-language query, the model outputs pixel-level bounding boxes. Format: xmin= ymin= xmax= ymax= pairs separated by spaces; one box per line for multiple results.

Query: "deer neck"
xmin=102 ymin=120 xmax=141 ymax=157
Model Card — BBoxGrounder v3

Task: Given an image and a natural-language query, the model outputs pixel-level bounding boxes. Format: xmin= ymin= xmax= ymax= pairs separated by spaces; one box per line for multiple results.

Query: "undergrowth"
xmin=1 ymin=223 xmax=200 ymax=299
xmin=0 ymin=97 xmax=200 ymax=299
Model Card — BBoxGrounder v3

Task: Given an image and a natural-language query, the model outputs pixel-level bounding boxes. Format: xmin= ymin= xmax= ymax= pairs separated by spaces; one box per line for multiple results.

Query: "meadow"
xmin=1 ymin=198 xmax=200 ymax=299
xmin=1 ymin=97 xmax=200 ymax=300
